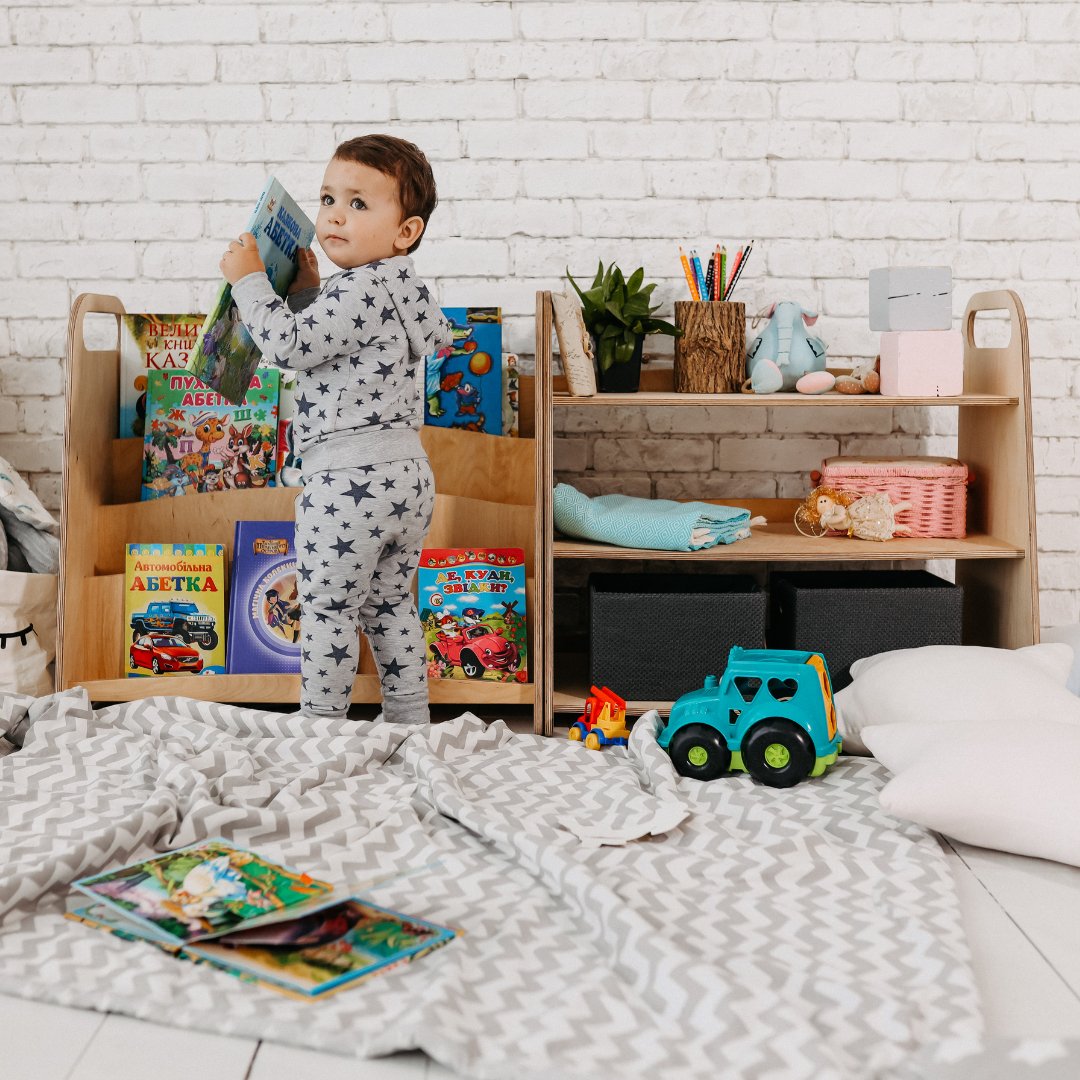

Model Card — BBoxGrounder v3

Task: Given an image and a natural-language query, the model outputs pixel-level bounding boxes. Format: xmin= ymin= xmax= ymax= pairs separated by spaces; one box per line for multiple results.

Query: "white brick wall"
xmin=3 ymin=0 xmax=1078 ymax=626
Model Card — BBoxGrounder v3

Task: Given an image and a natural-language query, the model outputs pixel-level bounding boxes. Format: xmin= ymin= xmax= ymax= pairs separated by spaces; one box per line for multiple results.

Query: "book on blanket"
xmin=124 ymin=543 xmax=227 ymax=676
xmin=225 ymin=520 xmax=300 ymax=674
xmin=185 ymin=176 xmax=316 ymax=406
xmin=119 ymin=314 xmax=205 ymax=439
xmin=66 ymin=839 xmax=458 ymax=1000
xmin=417 ymin=547 xmax=528 ymax=682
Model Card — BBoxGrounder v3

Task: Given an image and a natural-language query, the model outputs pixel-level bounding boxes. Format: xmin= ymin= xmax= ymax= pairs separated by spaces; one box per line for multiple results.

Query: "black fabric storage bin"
xmin=589 ymin=573 xmax=766 ymax=701
xmin=768 ymin=570 xmax=962 ymax=690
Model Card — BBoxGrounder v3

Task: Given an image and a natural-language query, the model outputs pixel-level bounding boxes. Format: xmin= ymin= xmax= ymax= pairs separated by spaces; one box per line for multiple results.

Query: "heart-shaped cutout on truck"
xmin=767 ymin=677 xmax=798 ymax=702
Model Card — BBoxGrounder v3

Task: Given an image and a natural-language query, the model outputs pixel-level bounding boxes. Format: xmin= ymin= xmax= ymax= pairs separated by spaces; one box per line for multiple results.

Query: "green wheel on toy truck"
xmin=741 ymin=719 xmax=815 ymax=789
xmin=668 ymin=724 xmax=731 ymax=782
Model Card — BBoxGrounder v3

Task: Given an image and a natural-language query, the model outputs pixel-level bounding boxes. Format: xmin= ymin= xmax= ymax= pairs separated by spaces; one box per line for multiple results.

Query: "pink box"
xmin=879 ymin=330 xmax=963 ymax=397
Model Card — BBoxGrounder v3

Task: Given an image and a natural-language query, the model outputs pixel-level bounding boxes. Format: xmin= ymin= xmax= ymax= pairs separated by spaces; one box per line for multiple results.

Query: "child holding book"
xmin=220 ymin=135 xmax=452 ymax=724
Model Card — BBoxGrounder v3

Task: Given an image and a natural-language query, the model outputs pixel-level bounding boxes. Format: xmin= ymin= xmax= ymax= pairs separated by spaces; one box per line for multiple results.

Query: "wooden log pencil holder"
xmin=673 ymin=301 xmax=746 ymax=394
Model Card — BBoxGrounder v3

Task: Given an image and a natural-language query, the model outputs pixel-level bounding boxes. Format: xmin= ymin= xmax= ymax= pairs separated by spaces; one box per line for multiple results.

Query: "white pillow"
xmin=1042 ymin=624 xmax=1080 ymax=696
xmin=835 ymin=643 xmax=1078 ymax=755
xmin=863 ymin=718 xmax=1080 ymax=868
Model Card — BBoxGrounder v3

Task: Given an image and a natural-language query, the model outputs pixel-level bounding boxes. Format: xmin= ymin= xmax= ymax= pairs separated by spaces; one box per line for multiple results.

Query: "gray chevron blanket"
xmin=0 ymin=689 xmax=983 ymax=1079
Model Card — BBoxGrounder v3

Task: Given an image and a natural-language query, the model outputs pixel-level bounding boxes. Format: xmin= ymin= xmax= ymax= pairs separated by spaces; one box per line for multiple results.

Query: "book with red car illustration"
xmin=417 ymin=547 xmax=528 ymax=683
xmin=140 ymin=368 xmax=280 ymax=500
xmin=124 ymin=543 xmax=227 ymax=676
xmin=226 ymin=520 xmax=301 ymax=675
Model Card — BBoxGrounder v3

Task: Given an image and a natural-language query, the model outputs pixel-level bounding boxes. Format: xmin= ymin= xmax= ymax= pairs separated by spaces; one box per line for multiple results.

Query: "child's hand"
xmin=220 ymin=232 xmax=265 ymax=285
xmin=289 ymin=247 xmax=320 ymax=294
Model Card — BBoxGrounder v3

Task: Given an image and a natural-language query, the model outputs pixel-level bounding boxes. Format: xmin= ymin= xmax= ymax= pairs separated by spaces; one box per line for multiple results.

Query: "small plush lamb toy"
xmin=834 ymin=355 xmax=880 ymax=395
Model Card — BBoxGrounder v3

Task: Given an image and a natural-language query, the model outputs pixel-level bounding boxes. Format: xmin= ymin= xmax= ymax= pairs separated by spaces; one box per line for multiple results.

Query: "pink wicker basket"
xmin=814 ymin=456 xmax=970 ymax=539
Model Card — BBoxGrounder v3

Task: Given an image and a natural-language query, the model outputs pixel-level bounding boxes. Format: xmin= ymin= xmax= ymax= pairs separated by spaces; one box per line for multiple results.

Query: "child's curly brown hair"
xmin=333 ymin=134 xmax=438 ymax=252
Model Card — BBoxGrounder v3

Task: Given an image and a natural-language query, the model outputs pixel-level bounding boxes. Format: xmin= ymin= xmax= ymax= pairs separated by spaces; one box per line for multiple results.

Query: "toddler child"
xmin=220 ymin=134 xmax=452 ymax=724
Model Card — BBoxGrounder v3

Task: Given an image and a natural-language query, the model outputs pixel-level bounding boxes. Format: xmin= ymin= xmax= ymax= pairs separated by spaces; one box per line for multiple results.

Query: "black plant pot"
xmin=595 ymin=334 xmax=644 ymax=393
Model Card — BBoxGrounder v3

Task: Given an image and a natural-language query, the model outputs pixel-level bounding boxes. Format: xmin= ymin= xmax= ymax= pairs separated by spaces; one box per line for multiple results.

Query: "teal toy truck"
xmin=658 ymin=647 xmax=841 ymax=788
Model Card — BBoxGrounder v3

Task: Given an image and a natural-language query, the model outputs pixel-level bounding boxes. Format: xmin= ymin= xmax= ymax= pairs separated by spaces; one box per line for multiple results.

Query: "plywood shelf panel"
xmin=553 ymin=391 xmax=1017 ymax=408
xmin=80 ymin=674 xmax=535 ymax=706
xmin=554 ymin=529 xmax=1025 ymax=563
xmin=551 ymin=367 xmax=1015 ymax=407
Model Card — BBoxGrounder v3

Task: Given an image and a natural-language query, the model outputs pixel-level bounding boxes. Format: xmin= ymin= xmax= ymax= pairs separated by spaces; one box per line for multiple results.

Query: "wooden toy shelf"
xmin=534 ymin=289 xmax=1040 ymax=732
xmin=60 ymin=294 xmax=545 ymax=733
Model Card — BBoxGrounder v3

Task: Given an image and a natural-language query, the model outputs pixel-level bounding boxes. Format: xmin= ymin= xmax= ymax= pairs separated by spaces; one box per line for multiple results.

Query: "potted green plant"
xmin=566 ymin=261 xmax=680 ymax=392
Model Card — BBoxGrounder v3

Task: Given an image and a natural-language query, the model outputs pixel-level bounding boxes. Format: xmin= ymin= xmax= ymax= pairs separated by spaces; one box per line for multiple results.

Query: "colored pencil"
xmin=704 ymin=251 xmax=715 ymax=303
xmin=678 ymin=246 xmax=699 ymax=300
xmin=725 ymin=246 xmax=744 ymax=298
xmin=718 ymin=246 xmax=727 ymax=301
xmin=726 ymin=240 xmax=753 ymax=298
xmin=690 ymin=249 xmax=706 ymax=301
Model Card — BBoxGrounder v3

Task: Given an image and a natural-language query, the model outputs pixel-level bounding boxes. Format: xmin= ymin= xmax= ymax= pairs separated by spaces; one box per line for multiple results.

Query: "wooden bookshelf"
xmin=59 ymin=294 xmax=545 ymax=731
xmin=535 ymin=289 xmax=1040 ymax=732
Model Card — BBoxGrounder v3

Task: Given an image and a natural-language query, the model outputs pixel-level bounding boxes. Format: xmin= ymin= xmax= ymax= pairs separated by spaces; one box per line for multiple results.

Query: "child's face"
xmin=317 ymin=157 xmax=424 ymax=269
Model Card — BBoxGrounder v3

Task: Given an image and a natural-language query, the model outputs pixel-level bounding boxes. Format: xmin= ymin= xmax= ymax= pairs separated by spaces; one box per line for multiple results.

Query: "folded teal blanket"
xmin=553 ymin=484 xmax=760 ymax=551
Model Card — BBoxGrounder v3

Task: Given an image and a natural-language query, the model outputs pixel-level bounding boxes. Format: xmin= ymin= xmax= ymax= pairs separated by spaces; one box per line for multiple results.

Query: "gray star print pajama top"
xmin=232 ymin=256 xmax=453 ymax=722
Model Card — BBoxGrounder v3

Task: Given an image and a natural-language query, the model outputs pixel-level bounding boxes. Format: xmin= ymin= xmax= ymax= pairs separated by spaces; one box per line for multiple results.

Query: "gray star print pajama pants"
xmin=293 ymin=456 xmax=435 ymax=723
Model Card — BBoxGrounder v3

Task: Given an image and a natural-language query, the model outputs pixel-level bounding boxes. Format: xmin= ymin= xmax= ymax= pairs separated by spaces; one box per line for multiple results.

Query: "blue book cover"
xmin=424 ymin=307 xmax=503 ymax=435
xmin=226 ymin=520 xmax=301 ymax=674
xmin=186 ymin=176 xmax=316 ymax=406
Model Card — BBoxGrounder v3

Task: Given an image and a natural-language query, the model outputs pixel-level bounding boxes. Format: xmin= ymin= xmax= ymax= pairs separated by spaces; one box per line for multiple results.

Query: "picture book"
xmin=124 ymin=543 xmax=227 ymax=677
xmin=417 ymin=547 xmax=528 ymax=683
xmin=277 ymin=371 xmax=303 ymax=484
xmin=66 ymin=847 xmax=459 ymax=1000
xmin=186 ymin=898 xmax=457 ymax=999
xmin=503 ymin=352 xmax=520 ymax=437
xmin=424 ymin=307 xmax=503 ymax=435
xmin=118 ymin=313 xmax=204 ymax=439
xmin=226 ymin=520 xmax=300 ymax=675
xmin=71 ymin=839 xmax=336 ymax=945
xmin=141 ymin=368 xmax=280 ymax=499
xmin=186 ymin=176 xmax=316 ymax=406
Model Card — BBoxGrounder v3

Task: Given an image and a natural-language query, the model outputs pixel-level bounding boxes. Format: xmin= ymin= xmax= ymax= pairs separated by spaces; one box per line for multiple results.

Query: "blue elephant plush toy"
xmin=744 ymin=302 xmax=828 ymax=393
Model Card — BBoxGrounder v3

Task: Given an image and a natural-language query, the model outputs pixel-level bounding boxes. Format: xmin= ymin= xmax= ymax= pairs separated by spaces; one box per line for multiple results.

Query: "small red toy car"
xmin=431 ymin=624 xmax=520 ymax=679
xmin=129 ymin=633 xmax=204 ymax=675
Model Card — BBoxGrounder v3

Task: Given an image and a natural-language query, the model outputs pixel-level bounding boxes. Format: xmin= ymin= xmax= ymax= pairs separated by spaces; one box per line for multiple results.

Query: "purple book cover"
xmin=226 ymin=521 xmax=301 ymax=674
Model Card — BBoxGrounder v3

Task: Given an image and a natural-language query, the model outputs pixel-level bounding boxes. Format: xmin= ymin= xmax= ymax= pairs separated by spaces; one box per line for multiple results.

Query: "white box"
xmin=869 ymin=266 xmax=952 ymax=331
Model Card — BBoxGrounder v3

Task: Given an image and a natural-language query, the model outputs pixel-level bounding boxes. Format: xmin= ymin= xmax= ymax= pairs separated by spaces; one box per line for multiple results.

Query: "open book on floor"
xmin=67 ymin=839 xmax=458 ymax=1000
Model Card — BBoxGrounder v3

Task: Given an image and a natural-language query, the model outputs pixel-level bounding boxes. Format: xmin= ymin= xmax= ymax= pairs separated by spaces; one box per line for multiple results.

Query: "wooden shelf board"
xmin=77 ymin=674 xmax=535 ymax=706
xmin=552 ymin=391 xmax=1017 ymax=408
xmin=554 ymin=523 xmax=1024 ymax=562
xmin=551 ymin=654 xmax=676 ymax=716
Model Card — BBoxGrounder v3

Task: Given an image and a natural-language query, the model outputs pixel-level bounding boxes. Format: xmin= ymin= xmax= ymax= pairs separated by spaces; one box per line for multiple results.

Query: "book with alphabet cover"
xmin=141 ymin=368 xmax=279 ymax=499
xmin=186 ymin=176 xmax=315 ymax=405
xmin=124 ymin=542 xmax=227 ymax=677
